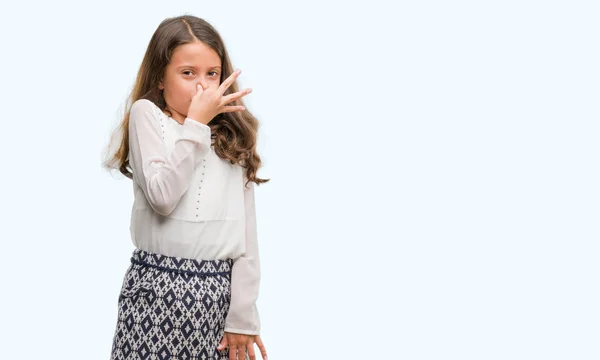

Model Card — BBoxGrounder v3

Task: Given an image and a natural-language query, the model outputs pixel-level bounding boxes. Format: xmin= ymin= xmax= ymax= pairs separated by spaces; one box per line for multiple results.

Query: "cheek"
xmin=165 ymin=81 xmax=193 ymax=99
xmin=163 ymin=80 xmax=178 ymax=97
xmin=189 ymin=85 xmax=198 ymax=98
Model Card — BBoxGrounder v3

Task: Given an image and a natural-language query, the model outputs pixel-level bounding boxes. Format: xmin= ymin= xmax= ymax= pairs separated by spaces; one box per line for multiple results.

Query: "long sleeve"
xmin=224 ymin=180 xmax=261 ymax=335
xmin=128 ymin=99 xmax=212 ymax=216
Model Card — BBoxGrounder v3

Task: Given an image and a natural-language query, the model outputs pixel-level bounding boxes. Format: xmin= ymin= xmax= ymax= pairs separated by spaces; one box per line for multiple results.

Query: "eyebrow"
xmin=176 ymin=65 xmax=222 ymax=70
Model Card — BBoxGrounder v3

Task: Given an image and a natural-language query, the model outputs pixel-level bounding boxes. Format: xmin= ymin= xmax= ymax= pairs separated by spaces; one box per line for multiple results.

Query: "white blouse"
xmin=127 ymin=99 xmax=261 ymax=335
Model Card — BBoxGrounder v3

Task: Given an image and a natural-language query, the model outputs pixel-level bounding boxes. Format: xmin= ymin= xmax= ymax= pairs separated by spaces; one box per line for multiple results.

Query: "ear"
xmin=158 ymin=81 xmax=164 ymax=90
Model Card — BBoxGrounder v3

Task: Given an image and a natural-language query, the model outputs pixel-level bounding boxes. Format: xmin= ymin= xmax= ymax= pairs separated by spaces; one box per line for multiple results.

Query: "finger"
xmin=229 ymin=344 xmax=237 ymax=360
xmin=194 ymin=83 xmax=204 ymax=97
xmin=217 ymin=335 xmax=228 ymax=351
xmin=247 ymin=342 xmax=256 ymax=360
xmin=218 ymin=69 xmax=241 ymax=96
xmin=255 ymin=336 xmax=268 ymax=360
xmin=222 ymin=88 xmax=252 ymax=105
xmin=220 ymin=105 xmax=246 ymax=113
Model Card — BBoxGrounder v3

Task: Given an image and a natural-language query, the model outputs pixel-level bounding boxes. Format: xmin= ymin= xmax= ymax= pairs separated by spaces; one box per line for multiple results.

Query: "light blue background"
xmin=0 ymin=0 xmax=598 ymax=359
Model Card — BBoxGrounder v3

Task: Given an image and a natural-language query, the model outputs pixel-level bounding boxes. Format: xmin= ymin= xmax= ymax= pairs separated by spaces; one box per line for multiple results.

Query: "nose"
xmin=198 ymin=80 xmax=209 ymax=91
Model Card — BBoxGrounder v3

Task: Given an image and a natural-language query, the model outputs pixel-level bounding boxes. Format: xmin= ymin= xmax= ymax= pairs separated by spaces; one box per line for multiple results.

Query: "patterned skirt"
xmin=110 ymin=249 xmax=234 ymax=360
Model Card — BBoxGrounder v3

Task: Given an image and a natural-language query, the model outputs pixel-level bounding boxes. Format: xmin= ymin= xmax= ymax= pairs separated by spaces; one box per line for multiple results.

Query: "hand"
xmin=217 ymin=331 xmax=268 ymax=360
xmin=187 ymin=69 xmax=252 ymax=125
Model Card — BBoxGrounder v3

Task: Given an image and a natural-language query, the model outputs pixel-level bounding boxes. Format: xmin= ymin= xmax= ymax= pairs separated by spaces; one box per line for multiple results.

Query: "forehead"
xmin=170 ymin=41 xmax=221 ymax=68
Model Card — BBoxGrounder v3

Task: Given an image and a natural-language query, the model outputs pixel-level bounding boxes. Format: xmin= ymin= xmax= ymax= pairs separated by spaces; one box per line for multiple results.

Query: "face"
xmin=159 ymin=41 xmax=222 ymax=123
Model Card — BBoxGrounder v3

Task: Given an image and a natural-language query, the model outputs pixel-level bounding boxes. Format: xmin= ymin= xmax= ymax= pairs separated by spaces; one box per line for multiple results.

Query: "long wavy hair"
xmin=103 ymin=15 xmax=269 ymax=187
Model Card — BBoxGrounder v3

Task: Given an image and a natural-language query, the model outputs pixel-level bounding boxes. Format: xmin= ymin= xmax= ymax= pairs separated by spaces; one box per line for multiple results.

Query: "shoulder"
xmin=130 ymin=99 xmax=161 ymax=117
xmin=129 ymin=99 xmax=165 ymax=127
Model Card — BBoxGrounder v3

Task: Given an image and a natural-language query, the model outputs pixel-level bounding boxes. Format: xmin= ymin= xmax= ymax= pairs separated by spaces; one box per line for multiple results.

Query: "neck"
xmin=164 ymin=105 xmax=185 ymax=125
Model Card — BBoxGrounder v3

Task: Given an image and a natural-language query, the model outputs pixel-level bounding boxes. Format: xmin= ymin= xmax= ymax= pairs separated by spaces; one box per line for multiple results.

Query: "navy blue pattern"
xmin=110 ymin=249 xmax=235 ymax=360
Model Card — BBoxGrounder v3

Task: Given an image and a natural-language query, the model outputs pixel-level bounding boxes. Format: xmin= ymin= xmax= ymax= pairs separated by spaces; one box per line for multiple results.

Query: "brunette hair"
xmin=103 ymin=15 xmax=269 ymax=186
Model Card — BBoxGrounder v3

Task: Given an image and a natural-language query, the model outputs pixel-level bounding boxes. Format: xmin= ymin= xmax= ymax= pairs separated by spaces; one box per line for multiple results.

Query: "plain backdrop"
xmin=0 ymin=1 xmax=598 ymax=359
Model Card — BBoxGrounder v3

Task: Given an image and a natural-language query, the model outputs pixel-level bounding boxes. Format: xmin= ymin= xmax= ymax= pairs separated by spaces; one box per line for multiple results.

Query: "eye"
xmin=208 ymin=71 xmax=219 ymax=77
xmin=183 ymin=70 xmax=195 ymax=76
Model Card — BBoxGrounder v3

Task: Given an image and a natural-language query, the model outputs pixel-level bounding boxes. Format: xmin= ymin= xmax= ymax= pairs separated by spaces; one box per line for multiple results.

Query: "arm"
xmin=128 ymin=99 xmax=211 ymax=216
xmin=224 ymin=179 xmax=261 ymax=335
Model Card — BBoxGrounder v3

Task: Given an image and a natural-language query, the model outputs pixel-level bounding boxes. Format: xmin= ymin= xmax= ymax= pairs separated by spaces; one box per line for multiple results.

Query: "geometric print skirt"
xmin=110 ymin=248 xmax=234 ymax=360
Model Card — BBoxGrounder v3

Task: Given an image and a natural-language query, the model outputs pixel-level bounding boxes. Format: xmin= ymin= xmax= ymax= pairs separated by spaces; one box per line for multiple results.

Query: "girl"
xmin=103 ymin=15 xmax=269 ymax=360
